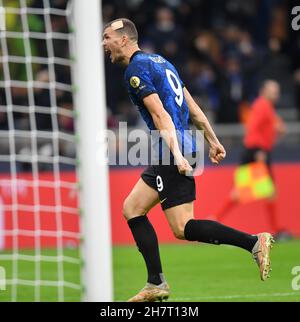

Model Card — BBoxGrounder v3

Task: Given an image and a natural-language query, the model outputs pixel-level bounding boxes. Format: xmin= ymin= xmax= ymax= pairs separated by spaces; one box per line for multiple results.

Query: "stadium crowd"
xmin=103 ymin=0 xmax=300 ymax=126
xmin=0 ymin=0 xmax=300 ymax=133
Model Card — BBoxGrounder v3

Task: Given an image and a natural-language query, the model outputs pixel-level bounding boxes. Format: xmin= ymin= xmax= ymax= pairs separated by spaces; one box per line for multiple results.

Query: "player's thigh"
xmin=164 ymin=202 xmax=194 ymax=240
xmin=123 ymin=178 xmax=159 ymax=220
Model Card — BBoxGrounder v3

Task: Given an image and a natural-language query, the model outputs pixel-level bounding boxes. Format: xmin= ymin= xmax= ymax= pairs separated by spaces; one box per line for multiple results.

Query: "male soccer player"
xmin=103 ymin=18 xmax=274 ymax=302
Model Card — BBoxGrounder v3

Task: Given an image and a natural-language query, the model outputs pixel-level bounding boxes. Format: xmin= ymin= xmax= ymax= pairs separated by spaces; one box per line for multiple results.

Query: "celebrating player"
xmin=103 ymin=18 xmax=274 ymax=302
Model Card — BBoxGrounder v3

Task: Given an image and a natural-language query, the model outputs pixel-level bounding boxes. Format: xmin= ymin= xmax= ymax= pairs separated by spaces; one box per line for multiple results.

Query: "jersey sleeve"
xmin=125 ymin=63 xmax=157 ymax=100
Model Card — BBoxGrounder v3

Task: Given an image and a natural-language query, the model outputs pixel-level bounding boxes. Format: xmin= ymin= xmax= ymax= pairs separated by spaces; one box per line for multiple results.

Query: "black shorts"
xmin=141 ymin=155 xmax=197 ymax=210
xmin=240 ymin=147 xmax=273 ymax=179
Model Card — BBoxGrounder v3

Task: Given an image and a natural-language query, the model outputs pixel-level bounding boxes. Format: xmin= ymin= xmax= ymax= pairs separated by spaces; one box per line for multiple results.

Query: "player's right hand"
xmin=209 ymin=143 xmax=226 ymax=164
xmin=175 ymin=156 xmax=193 ymax=175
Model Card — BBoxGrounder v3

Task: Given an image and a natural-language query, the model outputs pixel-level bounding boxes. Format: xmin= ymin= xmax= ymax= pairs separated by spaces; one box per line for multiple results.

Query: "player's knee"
xmin=122 ymin=198 xmax=132 ymax=220
xmin=122 ymin=197 xmax=145 ymax=220
xmin=172 ymin=224 xmax=186 ymax=240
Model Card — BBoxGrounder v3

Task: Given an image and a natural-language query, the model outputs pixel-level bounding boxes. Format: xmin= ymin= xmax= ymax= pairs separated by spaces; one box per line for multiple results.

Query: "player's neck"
xmin=122 ymin=46 xmax=141 ymax=66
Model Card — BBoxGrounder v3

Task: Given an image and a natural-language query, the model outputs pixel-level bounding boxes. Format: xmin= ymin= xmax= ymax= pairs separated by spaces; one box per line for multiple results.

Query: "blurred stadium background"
xmin=0 ymin=0 xmax=299 ymax=301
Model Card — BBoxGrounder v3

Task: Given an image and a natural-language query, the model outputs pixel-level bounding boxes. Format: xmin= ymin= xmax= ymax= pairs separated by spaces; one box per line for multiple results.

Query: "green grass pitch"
xmin=0 ymin=240 xmax=299 ymax=302
xmin=114 ymin=240 xmax=300 ymax=302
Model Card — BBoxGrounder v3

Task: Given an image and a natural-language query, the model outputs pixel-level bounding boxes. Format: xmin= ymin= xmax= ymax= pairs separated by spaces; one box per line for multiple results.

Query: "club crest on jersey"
xmin=130 ymin=76 xmax=140 ymax=88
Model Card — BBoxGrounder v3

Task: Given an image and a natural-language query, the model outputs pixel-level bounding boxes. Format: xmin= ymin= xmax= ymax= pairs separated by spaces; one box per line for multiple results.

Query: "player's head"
xmin=102 ymin=18 xmax=139 ymax=64
xmin=260 ymin=80 xmax=280 ymax=104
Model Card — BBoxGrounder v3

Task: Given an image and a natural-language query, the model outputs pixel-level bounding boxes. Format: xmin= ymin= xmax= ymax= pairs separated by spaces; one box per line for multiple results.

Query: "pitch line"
xmin=171 ymin=292 xmax=300 ymax=301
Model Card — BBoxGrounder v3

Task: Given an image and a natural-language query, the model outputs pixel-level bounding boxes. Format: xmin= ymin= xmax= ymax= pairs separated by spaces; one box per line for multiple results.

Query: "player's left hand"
xmin=176 ymin=156 xmax=193 ymax=175
xmin=209 ymin=143 xmax=226 ymax=164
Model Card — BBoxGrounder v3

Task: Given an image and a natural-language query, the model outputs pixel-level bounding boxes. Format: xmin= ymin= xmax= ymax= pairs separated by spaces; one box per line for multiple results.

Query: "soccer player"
xmin=103 ymin=18 xmax=274 ymax=302
xmin=215 ymin=81 xmax=289 ymax=239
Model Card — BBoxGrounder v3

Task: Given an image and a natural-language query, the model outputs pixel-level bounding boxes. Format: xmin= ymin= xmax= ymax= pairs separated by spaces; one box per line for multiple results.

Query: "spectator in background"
xmin=146 ymin=7 xmax=185 ymax=68
xmin=11 ymin=87 xmax=30 ymax=130
xmin=0 ymin=111 xmax=7 ymax=130
xmin=221 ymin=24 xmax=242 ymax=58
xmin=288 ymin=0 xmax=300 ymax=120
xmin=238 ymin=31 xmax=265 ymax=102
xmin=34 ymin=69 xmax=52 ymax=131
xmin=217 ymin=56 xmax=243 ymax=123
xmin=187 ymin=31 xmax=222 ymax=119
xmin=294 ymin=70 xmax=300 ymax=121
xmin=57 ymin=93 xmax=74 ymax=133
xmin=190 ymin=63 xmax=219 ymax=116
xmin=0 ymin=90 xmax=8 ymax=130
xmin=4 ymin=0 xmax=298 ymax=130
xmin=101 ymin=0 xmax=299 ymax=126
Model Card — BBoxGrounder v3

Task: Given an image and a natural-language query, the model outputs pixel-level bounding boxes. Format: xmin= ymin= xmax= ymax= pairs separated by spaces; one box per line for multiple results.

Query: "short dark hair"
xmin=104 ymin=18 xmax=138 ymax=43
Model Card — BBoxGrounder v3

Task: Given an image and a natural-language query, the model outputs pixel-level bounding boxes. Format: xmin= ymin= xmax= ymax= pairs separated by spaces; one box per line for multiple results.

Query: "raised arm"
xmin=183 ymin=87 xmax=226 ymax=164
xmin=143 ymin=93 xmax=192 ymax=174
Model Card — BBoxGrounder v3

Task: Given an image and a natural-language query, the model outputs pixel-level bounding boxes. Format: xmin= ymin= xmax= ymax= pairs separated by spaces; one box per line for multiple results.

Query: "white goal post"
xmin=0 ymin=0 xmax=113 ymax=302
xmin=73 ymin=0 xmax=113 ymax=302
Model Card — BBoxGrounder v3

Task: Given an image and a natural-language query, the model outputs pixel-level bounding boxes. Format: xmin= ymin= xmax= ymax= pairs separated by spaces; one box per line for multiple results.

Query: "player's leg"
xmin=124 ymin=175 xmax=170 ymax=302
xmin=164 ymin=201 xmax=258 ymax=252
xmin=159 ymin=160 xmax=259 ymax=251
xmin=164 ymin=202 xmax=274 ymax=281
xmin=123 ymin=177 xmax=164 ymax=285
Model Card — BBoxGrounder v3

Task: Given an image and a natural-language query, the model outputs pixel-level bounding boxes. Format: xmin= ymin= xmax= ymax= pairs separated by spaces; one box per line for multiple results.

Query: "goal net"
xmin=0 ymin=0 xmax=112 ymax=301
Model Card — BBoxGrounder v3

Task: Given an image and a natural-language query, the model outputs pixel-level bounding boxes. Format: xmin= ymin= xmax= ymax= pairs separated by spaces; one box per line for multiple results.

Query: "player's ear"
xmin=121 ymin=34 xmax=129 ymax=47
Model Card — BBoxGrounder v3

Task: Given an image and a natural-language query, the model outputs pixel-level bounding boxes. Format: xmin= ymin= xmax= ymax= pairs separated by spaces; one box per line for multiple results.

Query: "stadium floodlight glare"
xmin=0 ymin=0 xmax=112 ymax=302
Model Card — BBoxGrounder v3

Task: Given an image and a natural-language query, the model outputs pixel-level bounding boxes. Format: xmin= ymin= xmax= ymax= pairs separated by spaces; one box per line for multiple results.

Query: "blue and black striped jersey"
xmin=124 ymin=51 xmax=197 ymax=158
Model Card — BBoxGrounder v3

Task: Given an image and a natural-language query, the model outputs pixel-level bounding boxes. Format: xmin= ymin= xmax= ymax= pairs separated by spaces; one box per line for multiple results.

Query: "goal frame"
xmin=73 ymin=0 xmax=113 ymax=302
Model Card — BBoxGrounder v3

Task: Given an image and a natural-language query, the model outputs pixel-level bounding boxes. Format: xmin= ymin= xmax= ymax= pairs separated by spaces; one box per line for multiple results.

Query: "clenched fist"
xmin=209 ymin=144 xmax=226 ymax=164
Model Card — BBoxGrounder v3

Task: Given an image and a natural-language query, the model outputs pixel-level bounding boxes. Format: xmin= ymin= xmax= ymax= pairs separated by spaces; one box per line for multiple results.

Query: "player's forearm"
xmin=183 ymin=87 xmax=220 ymax=147
xmin=152 ymin=112 xmax=183 ymax=160
xmin=191 ymin=112 xmax=220 ymax=147
xmin=142 ymin=93 xmax=184 ymax=160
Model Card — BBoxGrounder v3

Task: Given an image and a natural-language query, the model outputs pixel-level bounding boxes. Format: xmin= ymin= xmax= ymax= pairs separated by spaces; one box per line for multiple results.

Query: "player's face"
xmin=102 ymin=27 xmax=124 ymax=64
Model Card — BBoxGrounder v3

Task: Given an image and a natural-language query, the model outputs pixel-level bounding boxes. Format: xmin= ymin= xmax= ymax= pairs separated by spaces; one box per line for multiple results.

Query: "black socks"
xmin=127 ymin=216 xmax=163 ymax=285
xmin=184 ymin=219 xmax=258 ymax=252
